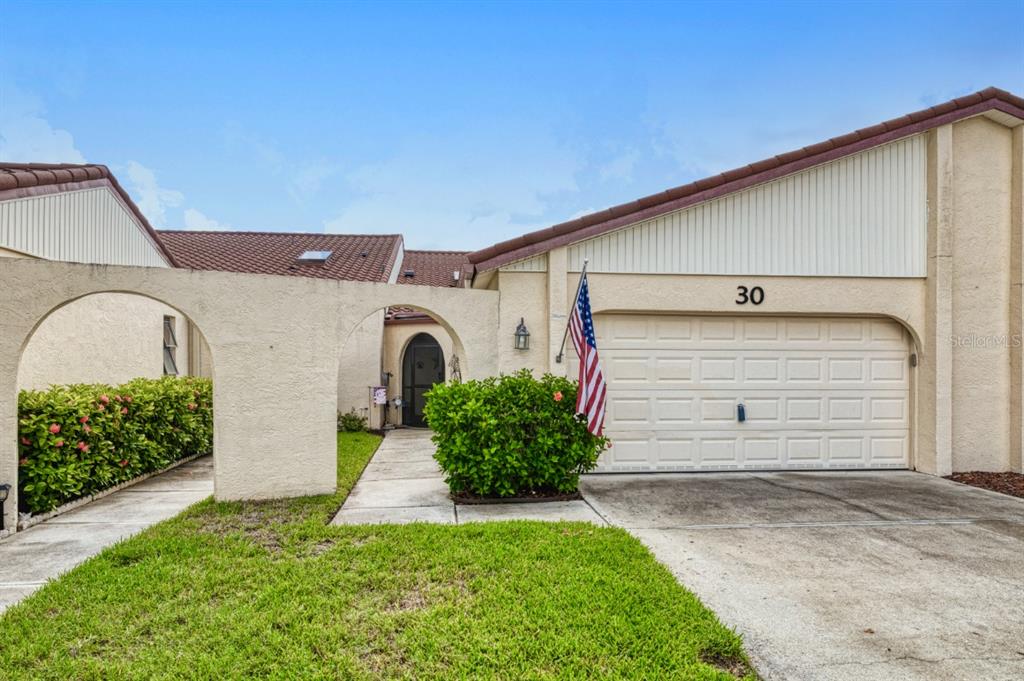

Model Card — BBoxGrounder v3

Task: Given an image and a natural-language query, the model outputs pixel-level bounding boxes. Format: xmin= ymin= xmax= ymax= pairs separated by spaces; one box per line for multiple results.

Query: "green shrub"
xmin=423 ymin=370 xmax=609 ymax=497
xmin=17 ymin=376 xmax=213 ymax=514
xmin=337 ymin=408 xmax=368 ymax=433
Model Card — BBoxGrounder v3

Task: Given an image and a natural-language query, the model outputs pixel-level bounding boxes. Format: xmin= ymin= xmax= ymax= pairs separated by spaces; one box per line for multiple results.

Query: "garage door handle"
xmin=737 ymin=403 xmax=746 ymax=423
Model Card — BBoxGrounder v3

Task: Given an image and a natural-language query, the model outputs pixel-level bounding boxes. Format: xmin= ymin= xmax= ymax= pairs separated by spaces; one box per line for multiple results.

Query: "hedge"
xmin=17 ymin=376 xmax=213 ymax=514
xmin=423 ymin=370 xmax=609 ymax=497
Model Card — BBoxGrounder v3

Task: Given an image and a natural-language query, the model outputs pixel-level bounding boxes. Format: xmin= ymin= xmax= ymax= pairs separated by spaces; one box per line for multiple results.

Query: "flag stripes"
xmin=567 ymin=273 xmax=606 ymax=437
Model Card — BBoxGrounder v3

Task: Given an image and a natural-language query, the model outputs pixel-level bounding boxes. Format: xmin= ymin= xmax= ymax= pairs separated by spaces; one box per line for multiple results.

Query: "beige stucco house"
xmin=465 ymin=87 xmax=1024 ymax=477
xmin=2 ymin=86 xmax=1023 ymax=494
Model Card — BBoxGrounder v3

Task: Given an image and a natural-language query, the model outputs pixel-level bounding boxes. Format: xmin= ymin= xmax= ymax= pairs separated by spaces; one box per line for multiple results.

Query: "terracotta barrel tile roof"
xmin=467 ymin=86 xmax=1024 ymax=271
xmin=387 ymin=250 xmax=470 ymax=321
xmin=395 ymin=250 xmax=470 ymax=287
xmin=157 ymin=230 xmax=403 ymax=282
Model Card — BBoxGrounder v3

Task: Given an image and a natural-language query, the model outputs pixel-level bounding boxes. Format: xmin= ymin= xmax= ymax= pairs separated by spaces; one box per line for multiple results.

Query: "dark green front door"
xmin=402 ymin=333 xmax=444 ymax=427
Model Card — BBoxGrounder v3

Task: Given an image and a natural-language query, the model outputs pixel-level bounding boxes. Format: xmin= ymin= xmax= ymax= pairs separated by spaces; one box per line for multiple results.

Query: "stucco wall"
xmin=18 ymin=294 xmax=191 ymax=390
xmin=495 ymin=271 xmax=549 ymax=377
xmin=0 ymin=258 xmax=499 ymax=532
xmin=337 ymin=311 xmax=385 ymax=429
xmin=381 ymin=321 xmax=455 ymax=426
xmin=950 ymin=117 xmax=1015 ymax=471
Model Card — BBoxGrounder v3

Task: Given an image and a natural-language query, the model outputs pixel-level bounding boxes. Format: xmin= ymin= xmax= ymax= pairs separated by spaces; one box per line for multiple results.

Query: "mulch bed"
xmin=945 ymin=471 xmax=1024 ymax=499
xmin=451 ymin=489 xmax=583 ymax=505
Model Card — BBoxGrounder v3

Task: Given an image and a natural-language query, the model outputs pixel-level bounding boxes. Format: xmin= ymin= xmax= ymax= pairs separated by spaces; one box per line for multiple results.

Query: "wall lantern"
xmin=514 ymin=318 xmax=530 ymax=351
xmin=0 ymin=483 xmax=10 ymax=532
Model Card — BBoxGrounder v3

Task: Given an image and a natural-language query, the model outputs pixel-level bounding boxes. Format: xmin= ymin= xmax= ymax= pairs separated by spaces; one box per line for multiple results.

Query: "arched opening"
xmin=336 ymin=304 xmax=464 ymax=431
xmin=401 ymin=333 xmax=445 ymax=428
xmin=12 ymin=291 xmax=215 ymax=525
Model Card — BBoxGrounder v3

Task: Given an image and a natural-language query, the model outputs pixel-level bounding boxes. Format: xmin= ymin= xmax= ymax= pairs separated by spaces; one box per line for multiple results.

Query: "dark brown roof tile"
xmin=395 ymin=250 xmax=470 ymax=287
xmin=156 ymin=230 xmax=403 ymax=282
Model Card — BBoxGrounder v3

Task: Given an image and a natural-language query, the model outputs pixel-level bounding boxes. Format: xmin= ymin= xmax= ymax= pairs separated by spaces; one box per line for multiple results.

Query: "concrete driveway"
xmin=580 ymin=471 xmax=1024 ymax=681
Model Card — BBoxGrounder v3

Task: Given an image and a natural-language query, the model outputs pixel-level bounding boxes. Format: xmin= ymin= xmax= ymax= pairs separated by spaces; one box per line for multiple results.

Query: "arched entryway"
xmin=401 ymin=333 xmax=444 ymax=427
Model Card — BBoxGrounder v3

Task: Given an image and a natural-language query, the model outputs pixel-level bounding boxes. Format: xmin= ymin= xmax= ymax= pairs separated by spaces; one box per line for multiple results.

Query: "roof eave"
xmin=469 ymin=88 xmax=1024 ymax=273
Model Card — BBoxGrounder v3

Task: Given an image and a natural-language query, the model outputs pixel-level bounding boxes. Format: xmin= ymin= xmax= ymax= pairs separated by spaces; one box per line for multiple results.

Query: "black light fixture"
xmin=0 ymin=483 xmax=10 ymax=532
xmin=514 ymin=318 xmax=530 ymax=350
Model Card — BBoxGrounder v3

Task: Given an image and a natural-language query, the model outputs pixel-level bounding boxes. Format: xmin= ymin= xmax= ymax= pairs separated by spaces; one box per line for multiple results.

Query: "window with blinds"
xmin=163 ymin=316 xmax=179 ymax=376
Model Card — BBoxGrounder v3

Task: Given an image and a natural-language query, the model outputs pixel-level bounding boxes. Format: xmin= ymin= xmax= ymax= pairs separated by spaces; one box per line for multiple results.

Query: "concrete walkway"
xmin=0 ymin=456 xmax=213 ymax=613
xmin=331 ymin=429 xmax=605 ymax=525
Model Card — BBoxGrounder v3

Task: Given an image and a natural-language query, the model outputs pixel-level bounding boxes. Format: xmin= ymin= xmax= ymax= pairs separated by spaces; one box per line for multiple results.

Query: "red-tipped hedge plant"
xmin=16 ymin=376 xmax=213 ymax=514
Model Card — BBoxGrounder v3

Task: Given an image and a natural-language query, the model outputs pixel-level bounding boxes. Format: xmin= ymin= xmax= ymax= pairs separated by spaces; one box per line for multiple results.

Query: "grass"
xmin=0 ymin=432 xmax=754 ymax=680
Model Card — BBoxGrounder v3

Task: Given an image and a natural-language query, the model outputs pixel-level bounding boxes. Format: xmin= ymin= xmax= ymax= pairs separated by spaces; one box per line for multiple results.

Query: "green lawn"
xmin=0 ymin=432 xmax=754 ymax=680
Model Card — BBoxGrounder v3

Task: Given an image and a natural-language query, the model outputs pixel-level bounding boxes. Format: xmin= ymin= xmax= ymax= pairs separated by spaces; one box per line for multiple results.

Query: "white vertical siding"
xmin=567 ymin=134 xmax=927 ymax=277
xmin=0 ymin=187 xmax=169 ymax=267
xmin=500 ymin=253 xmax=548 ymax=272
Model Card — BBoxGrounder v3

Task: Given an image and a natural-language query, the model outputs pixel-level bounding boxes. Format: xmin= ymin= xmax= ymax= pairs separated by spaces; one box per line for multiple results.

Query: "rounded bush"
xmin=423 ymin=370 xmax=608 ymax=497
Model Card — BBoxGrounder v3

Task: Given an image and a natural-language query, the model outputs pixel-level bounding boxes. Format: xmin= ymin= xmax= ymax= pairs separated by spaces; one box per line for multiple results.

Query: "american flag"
xmin=568 ymin=273 xmax=606 ymax=436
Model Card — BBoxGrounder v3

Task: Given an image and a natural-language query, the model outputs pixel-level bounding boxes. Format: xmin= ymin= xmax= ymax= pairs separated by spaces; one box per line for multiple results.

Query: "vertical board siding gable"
xmin=567 ymin=135 xmax=927 ymax=277
xmin=0 ymin=187 xmax=169 ymax=268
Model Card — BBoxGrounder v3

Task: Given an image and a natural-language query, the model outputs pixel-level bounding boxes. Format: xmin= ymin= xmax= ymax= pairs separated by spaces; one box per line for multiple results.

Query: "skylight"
xmin=298 ymin=250 xmax=332 ymax=263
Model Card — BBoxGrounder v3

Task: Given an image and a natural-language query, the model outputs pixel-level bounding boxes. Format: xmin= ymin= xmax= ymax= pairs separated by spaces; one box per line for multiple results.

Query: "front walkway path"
xmin=331 ymin=429 xmax=605 ymax=525
xmin=0 ymin=456 xmax=213 ymax=613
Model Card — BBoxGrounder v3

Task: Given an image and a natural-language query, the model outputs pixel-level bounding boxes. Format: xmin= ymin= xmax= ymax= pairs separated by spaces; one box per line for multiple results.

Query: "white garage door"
xmin=596 ymin=315 xmax=911 ymax=472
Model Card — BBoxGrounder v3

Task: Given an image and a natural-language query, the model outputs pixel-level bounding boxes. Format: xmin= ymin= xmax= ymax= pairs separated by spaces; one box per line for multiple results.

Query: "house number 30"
xmin=735 ymin=286 xmax=765 ymax=305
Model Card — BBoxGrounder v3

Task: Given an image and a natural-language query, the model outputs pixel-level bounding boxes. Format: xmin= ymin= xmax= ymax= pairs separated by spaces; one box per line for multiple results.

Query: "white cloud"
xmin=597 ymin=149 xmax=639 ymax=182
xmin=288 ymin=161 xmax=339 ymax=202
xmin=0 ymin=86 xmax=86 ymax=163
xmin=121 ymin=161 xmax=184 ymax=228
xmin=323 ymin=131 xmax=580 ymax=249
xmin=183 ymin=208 xmax=231 ymax=231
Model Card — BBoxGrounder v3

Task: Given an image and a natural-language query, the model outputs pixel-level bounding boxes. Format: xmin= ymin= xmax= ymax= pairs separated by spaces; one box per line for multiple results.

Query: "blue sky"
xmin=1 ymin=1 xmax=1021 ymax=250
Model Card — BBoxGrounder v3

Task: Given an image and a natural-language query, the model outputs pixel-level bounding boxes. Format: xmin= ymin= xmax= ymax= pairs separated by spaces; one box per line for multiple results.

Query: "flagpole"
xmin=555 ymin=258 xmax=589 ymax=364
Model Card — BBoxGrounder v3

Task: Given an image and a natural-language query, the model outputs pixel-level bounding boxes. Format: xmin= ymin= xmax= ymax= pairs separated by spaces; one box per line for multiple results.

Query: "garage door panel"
xmin=606 ymin=390 xmax=908 ymax=430
xmin=700 ymin=399 xmax=737 ymax=424
xmin=654 ymin=357 xmax=693 ymax=383
xmin=597 ymin=316 xmax=907 ymax=351
xmin=600 ymin=430 xmax=908 ymax=471
xmin=604 ymin=350 xmax=907 ymax=390
xmin=595 ymin=314 xmax=911 ymax=472
xmin=870 ymin=436 xmax=908 ymax=464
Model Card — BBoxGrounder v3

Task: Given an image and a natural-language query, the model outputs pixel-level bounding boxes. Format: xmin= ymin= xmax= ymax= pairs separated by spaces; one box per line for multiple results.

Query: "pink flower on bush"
xmin=114 ymin=395 xmax=122 ymax=403
xmin=119 ymin=459 xmax=128 ymax=468
xmin=121 ymin=407 xmax=128 ymax=415
xmin=553 ymin=391 xmax=563 ymax=402
xmin=19 ymin=457 xmax=28 ymax=466
xmin=124 ymin=395 xmax=133 ymax=403
xmin=54 ymin=440 xmax=64 ymax=448
xmin=79 ymin=415 xmax=89 ymax=424
xmin=83 ymin=424 xmax=92 ymax=434
xmin=76 ymin=441 xmax=89 ymax=452
xmin=99 ymin=394 xmax=110 ymax=405
xmin=187 ymin=403 xmax=197 ymax=411
xmin=97 ymin=404 xmax=105 ymax=411
xmin=49 ymin=423 xmax=61 ymax=434
xmin=20 ymin=436 xmax=31 ymax=446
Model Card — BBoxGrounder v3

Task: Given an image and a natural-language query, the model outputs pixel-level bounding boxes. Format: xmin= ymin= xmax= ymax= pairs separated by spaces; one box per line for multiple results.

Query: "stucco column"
xmin=920 ymin=125 xmax=954 ymax=476
xmin=1010 ymin=125 xmax=1024 ymax=474
xmin=0 ymin=347 xmax=19 ymax=534
xmin=547 ymin=246 xmax=569 ymax=375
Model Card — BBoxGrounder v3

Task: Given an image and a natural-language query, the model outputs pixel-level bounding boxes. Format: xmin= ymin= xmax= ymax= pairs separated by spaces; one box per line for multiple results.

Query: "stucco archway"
xmin=0 ymin=258 xmax=499 ymax=532
xmin=13 ymin=291 xmax=218 ymax=519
